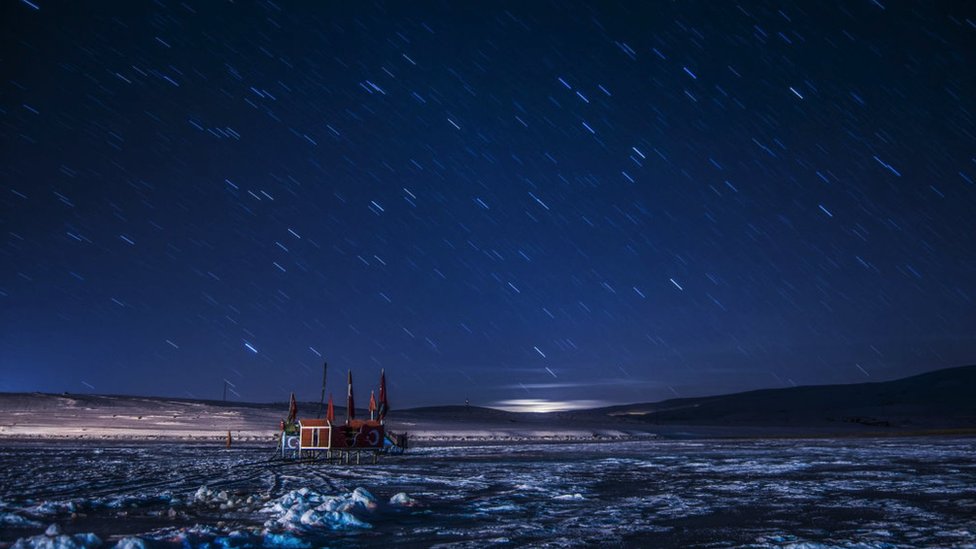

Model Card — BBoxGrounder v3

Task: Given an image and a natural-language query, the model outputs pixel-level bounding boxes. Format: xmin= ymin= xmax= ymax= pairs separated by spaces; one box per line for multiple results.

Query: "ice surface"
xmin=1 ymin=439 xmax=974 ymax=547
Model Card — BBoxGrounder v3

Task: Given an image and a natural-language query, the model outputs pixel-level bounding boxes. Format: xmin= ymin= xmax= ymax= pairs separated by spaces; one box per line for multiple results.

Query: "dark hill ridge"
xmin=0 ymin=365 xmax=973 ymax=441
xmin=584 ymin=364 xmax=976 ymax=428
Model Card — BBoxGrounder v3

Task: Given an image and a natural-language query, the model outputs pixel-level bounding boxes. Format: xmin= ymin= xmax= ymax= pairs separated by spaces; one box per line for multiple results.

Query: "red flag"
xmin=326 ymin=394 xmax=335 ymax=423
xmin=378 ymin=369 xmax=389 ymax=421
xmin=287 ymin=392 xmax=297 ymax=424
xmin=368 ymin=390 xmax=377 ymax=413
xmin=346 ymin=370 xmax=355 ymax=424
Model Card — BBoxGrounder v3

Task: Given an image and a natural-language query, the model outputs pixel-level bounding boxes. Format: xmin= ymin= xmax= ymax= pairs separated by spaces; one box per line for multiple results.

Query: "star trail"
xmin=1 ymin=1 xmax=974 ymax=408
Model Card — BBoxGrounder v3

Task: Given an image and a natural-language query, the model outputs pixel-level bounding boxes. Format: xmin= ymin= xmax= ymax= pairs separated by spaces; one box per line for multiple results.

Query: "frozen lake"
xmin=1 ymin=438 xmax=974 ymax=547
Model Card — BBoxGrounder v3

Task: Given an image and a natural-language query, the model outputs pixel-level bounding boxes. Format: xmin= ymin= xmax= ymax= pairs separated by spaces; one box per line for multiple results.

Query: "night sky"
xmin=2 ymin=1 xmax=974 ymax=410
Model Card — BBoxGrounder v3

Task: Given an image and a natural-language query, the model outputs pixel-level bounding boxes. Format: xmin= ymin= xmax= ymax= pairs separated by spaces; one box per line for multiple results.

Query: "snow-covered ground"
xmin=0 ymin=393 xmax=665 ymax=443
xmin=0 ymin=394 xmax=283 ymax=442
xmin=1 ymin=438 xmax=974 ymax=547
xmin=2 ymin=392 xmax=938 ymax=444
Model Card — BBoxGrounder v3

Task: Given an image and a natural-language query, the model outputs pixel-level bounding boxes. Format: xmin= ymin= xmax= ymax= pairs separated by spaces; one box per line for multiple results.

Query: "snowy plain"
xmin=1 ymin=438 xmax=974 ymax=548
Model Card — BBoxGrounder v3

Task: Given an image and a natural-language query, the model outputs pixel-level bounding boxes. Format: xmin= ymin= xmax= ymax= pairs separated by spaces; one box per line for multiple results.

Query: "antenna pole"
xmin=318 ymin=361 xmax=327 ymax=418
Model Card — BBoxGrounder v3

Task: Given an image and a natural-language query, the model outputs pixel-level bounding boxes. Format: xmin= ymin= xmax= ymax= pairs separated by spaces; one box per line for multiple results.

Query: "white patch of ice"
xmin=27 ymin=501 xmax=78 ymax=516
xmin=262 ymin=532 xmax=312 ymax=548
xmin=193 ymin=485 xmax=214 ymax=503
xmin=12 ymin=525 xmax=101 ymax=549
xmin=0 ymin=511 xmax=41 ymax=526
xmin=112 ymin=537 xmax=148 ymax=549
xmin=482 ymin=503 xmax=521 ymax=513
xmin=389 ymin=492 xmax=420 ymax=507
xmin=260 ymin=487 xmax=397 ymax=531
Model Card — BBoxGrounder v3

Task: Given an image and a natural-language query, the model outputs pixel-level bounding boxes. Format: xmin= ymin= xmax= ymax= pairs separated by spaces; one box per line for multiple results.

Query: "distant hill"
xmin=585 ymin=365 xmax=976 ymax=429
xmin=0 ymin=365 xmax=973 ymax=441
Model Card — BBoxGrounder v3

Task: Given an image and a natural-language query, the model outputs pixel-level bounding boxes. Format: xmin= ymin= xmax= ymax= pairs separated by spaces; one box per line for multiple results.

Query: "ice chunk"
xmin=351 ymin=487 xmax=378 ymax=509
xmin=12 ymin=529 xmax=102 ymax=549
xmin=112 ymin=538 xmax=148 ymax=549
xmin=144 ymin=524 xmax=226 ymax=546
xmin=389 ymin=493 xmax=420 ymax=507
xmin=335 ymin=511 xmax=371 ymax=529
xmin=261 ymin=487 xmax=378 ymax=531
xmin=0 ymin=512 xmax=41 ymax=527
xmin=74 ymin=534 xmax=102 ymax=547
xmin=262 ymin=533 xmax=311 ymax=548
xmin=193 ymin=485 xmax=212 ymax=503
xmin=300 ymin=508 xmax=371 ymax=529
xmin=28 ymin=501 xmax=78 ymax=516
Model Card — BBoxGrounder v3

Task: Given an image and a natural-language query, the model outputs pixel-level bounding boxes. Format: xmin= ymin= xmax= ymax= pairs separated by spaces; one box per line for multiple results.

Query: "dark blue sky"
xmin=2 ymin=1 xmax=974 ymax=410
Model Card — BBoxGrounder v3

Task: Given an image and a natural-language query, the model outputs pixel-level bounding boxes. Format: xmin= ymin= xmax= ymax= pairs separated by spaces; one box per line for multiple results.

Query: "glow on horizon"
xmin=492 ymin=399 xmax=609 ymax=413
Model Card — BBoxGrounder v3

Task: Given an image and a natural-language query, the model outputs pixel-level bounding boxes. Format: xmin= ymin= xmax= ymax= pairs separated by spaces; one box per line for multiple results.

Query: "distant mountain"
xmin=585 ymin=365 xmax=976 ymax=429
